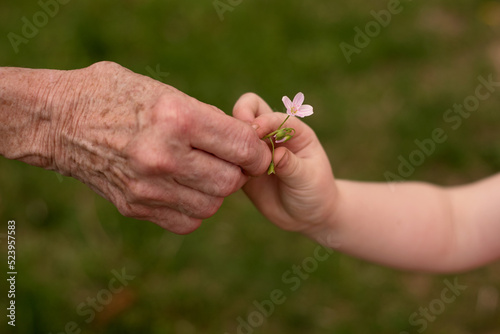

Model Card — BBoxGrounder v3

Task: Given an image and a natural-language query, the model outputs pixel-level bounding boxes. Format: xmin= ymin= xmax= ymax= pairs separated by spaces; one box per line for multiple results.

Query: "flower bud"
xmin=274 ymin=128 xmax=295 ymax=143
xmin=267 ymin=161 xmax=275 ymax=175
xmin=275 ymin=135 xmax=292 ymax=143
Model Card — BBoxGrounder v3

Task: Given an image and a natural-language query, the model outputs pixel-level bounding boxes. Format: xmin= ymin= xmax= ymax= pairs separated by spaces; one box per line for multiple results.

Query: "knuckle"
xmin=197 ymin=197 xmax=224 ymax=219
xmin=126 ymin=180 xmax=146 ymax=202
xmin=126 ymin=180 xmax=156 ymax=203
xmin=213 ymin=169 xmax=242 ymax=197
xmin=145 ymin=155 xmax=177 ymax=174
xmin=116 ymin=201 xmax=147 ymax=220
xmin=129 ymin=146 xmax=178 ymax=175
xmin=154 ymin=94 xmax=192 ymax=127
xmin=179 ymin=194 xmax=223 ymax=219
xmin=232 ymin=128 xmax=258 ymax=167
xmin=152 ymin=214 xmax=202 ymax=235
xmin=116 ymin=203 xmax=133 ymax=217
xmin=87 ymin=61 xmax=123 ymax=73
xmin=207 ymin=103 xmax=225 ymax=115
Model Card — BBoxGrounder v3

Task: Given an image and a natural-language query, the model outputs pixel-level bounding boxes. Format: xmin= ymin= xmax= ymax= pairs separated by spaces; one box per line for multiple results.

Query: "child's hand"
xmin=233 ymin=93 xmax=338 ymax=236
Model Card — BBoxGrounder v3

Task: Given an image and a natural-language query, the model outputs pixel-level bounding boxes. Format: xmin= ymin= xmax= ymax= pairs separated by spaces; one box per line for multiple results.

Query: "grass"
xmin=0 ymin=0 xmax=499 ymax=333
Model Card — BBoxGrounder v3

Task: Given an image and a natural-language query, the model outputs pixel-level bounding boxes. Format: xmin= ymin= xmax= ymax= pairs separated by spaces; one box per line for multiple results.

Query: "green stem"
xmin=263 ymin=115 xmax=291 ymax=139
xmin=269 ymin=137 xmax=275 ymax=163
xmin=264 ymin=115 xmax=290 ymax=175
xmin=263 ymin=129 xmax=279 ymax=139
xmin=277 ymin=115 xmax=290 ymax=131
xmin=268 ymin=137 xmax=276 ymax=175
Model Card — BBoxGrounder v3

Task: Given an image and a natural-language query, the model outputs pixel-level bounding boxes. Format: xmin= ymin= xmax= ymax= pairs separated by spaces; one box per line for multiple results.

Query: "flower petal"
xmin=292 ymin=92 xmax=304 ymax=107
xmin=282 ymin=96 xmax=292 ymax=111
xmin=296 ymin=104 xmax=314 ymax=117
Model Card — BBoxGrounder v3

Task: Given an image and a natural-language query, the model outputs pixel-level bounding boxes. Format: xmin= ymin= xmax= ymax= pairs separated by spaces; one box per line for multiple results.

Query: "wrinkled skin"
xmin=23 ymin=62 xmax=271 ymax=234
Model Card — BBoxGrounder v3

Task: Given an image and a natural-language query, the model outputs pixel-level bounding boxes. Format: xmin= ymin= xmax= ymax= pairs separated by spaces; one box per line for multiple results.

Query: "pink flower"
xmin=282 ymin=92 xmax=313 ymax=118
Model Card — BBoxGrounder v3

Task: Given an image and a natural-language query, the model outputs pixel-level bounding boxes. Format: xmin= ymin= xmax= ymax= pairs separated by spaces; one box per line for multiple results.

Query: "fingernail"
xmin=251 ymin=123 xmax=260 ymax=130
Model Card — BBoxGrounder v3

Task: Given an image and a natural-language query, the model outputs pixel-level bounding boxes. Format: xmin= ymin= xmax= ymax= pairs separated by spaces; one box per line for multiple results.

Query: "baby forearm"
xmin=317 ymin=180 xmax=460 ymax=272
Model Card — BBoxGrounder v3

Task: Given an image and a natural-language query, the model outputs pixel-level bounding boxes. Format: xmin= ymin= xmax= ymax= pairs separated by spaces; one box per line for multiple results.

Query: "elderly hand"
xmin=24 ymin=62 xmax=270 ymax=234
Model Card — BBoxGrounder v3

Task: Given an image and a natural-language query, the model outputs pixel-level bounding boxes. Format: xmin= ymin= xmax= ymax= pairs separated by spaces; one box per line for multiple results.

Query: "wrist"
xmin=301 ymin=181 xmax=344 ymax=249
xmin=48 ymin=64 xmax=103 ymax=176
xmin=0 ymin=67 xmax=73 ymax=169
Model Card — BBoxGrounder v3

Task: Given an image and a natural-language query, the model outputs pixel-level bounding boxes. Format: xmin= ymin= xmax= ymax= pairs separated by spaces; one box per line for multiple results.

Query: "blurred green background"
xmin=1 ymin=0 xmax=500 ymax=333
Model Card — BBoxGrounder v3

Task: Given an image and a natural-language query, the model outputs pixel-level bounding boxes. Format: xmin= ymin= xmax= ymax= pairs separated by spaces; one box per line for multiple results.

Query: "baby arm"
xmin=234 ymin=93 xmax=500 ymax=273
xmin=332 ymin=176 xmax=500 ymax=272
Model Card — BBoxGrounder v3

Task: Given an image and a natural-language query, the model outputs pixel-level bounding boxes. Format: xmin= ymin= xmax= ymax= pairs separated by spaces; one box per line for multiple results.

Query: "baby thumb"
xmin=274 ymin=148 xmax=302 ymax=183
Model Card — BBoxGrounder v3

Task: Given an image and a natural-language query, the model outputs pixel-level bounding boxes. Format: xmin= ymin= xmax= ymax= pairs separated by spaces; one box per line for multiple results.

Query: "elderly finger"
xmin=175 ymin=148 xmax=248 ymax=197
xmin=189 ymin=109 xmax=271 ymax=176
xmin=126 ymin=203 xmax=203 ymax=235
xmin=123 ymin=176 xmax=225 ymax=220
